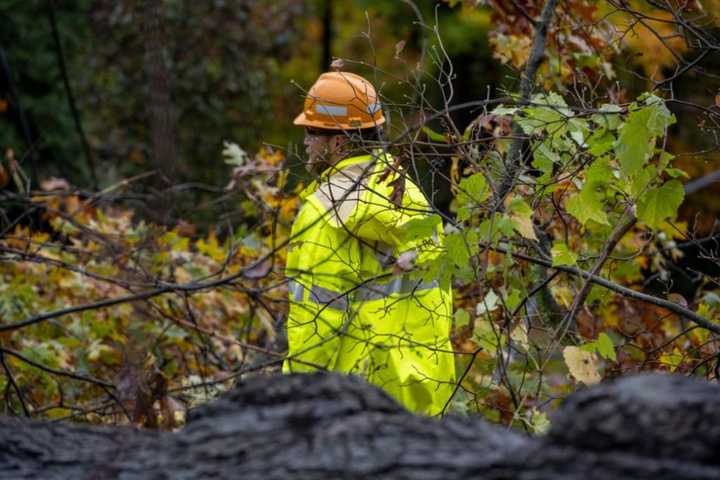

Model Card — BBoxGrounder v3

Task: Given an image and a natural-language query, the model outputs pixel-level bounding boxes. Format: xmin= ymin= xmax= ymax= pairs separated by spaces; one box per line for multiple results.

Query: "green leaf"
xmin=530 ymin=409 xmax=551 ymax=435
xmin=454 ymin=309 xmax=470 ymax=327
xmin=591 ymin=104 xmax=623 ymax=130
xmin=457 ymin=206 xmax=472 ymax=222
xmin=615 ymin=109 xmax=654 ymax=178
xmin=664 ymin=167 xmax=689 ymax=179
xmin=615 ymin=96 xmax=675 ymax=179
xmin=636 ymin=180 xmax=685 ymax=229
xmin=565 ymin=157 xmax=612 ymax=226
xmin=457 ymin=173 xmax=490 ymax=205
xmin=586 ymin=156 xmax=613 ymax=185
xmin=658 ymin=151 xmax=675 ymax=172
xmin=505 ymin=288 xmax=523 ymax=313
xmin=517 ymin=92 xmax=573 ymax=139
xmin=588 ymin=131 xmax=616 ymax=157
xmin=565 ymin=191 xmax=608 ymax=226
xmin=642 ymin=94 xmax=676 ymax=136
xmin=491 ymin=105 xmax=518 ymax=116
xmin=446 ymin=232 xmax=471 ymax=268
xmin=532 ymin=142 xmax=558 ymax=182
xmin=472 ymin=316 xmax=505 ymax=354
xmin=403 ymin=214 xmax=441 ymax=241
xmin=478 ymin=214 xmax=515 ymax=244
xmin=422 ymin=126 xmax=448 ymax=143
xmin=597 ymin=332 xmax=616 ymax=362
xmin=551 ymin=241 xmax=578 ymax=266
xmin=629 ymin=165 xmax=657 ymax=197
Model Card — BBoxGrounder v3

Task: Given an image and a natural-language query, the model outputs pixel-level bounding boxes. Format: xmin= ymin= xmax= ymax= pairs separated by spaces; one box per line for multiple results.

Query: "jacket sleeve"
xmin=346 ymin=171 xmax=438 ymax=251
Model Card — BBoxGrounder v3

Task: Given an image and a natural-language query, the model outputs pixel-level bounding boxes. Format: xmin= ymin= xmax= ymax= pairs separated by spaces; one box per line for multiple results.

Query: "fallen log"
xmin=1 ymin=372 xmax=719 ymax=479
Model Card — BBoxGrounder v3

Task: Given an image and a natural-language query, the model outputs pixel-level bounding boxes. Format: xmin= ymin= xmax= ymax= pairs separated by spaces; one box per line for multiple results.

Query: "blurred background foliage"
xmin=1 ymin=0 xmax=718 ymax=229
xmin=1 ymin=1 xmax=505 ymax=201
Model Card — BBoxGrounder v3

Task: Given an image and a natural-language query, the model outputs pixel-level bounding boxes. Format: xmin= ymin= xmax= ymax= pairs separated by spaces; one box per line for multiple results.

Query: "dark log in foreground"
xmin=1 ymin=373 xmax=720 ymax=479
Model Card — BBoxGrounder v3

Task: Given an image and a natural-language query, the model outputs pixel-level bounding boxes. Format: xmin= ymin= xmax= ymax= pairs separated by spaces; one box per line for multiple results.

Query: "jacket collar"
xmin=300 ymin=154 xmax=376 ymax=199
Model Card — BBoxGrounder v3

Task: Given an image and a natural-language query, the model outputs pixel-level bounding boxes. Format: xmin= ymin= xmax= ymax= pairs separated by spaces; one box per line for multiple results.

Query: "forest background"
xmin=1 ymin=0 xmax=720 ymax=431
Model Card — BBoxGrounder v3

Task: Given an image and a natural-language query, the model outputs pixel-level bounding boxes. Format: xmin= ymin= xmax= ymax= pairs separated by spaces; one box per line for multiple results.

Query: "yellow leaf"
xmin=563 ymin=346 xmax=601 ymax=385
xmin=510 ymin=213 xmax=537 ymax=240
xmin=551 ymin=285 xmax=574 ymax=308
xmin=660 ymin=348 xmax=683 ymax=372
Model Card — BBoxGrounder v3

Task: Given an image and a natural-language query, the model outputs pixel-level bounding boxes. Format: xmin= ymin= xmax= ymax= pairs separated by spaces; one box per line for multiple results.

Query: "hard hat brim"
xmin=293 ymin=111 xmax=385 ymax=131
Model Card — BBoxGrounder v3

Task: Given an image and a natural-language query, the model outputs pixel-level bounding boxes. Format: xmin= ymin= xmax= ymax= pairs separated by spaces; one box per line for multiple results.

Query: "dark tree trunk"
xmin=141 ymin=0 xmax=179 ymax=224
xmin=1 ymin=373 xmax=719 ymax=479
xmin=321 ymin=0 xmax=333 ymax=72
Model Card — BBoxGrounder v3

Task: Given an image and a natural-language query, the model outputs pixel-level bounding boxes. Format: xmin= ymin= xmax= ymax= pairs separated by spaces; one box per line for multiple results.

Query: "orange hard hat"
xmin=293 ymin=71 xmax=385 ymax=131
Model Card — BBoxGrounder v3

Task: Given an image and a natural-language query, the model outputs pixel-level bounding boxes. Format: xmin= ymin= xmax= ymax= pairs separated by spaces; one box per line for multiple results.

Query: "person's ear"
xmin=330 ymin=134 xmax=344 ymax=152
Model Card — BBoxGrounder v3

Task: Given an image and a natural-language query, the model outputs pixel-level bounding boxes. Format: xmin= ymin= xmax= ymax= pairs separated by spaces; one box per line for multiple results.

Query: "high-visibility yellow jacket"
xmin=283 ymin=152 xmax=456 ymax=415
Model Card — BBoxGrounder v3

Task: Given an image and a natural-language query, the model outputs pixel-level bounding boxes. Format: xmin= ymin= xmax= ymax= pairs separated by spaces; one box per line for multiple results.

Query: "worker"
xmin=283 ymin=71 xmax=456 ymax=415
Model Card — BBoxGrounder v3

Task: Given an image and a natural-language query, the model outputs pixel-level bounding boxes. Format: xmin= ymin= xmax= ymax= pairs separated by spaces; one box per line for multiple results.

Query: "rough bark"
xmin=143 ymin=0 xmax=178 ymax=186
xmin=1 ymin=373 xmax=720 ymax=479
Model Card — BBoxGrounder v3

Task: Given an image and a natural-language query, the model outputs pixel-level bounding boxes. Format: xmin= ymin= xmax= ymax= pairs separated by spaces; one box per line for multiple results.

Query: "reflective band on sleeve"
xmin=316 ymin=104 xmax=348 ymax=116
xmin=288 ymin=279 xmax=305 ymax=302
xmin=310 ymin=284 xmax=349 ymax=311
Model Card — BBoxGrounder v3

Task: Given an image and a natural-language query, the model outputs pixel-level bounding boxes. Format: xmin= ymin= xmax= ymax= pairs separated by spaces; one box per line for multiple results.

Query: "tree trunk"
xmin=321 ymin=0 xmax=333 ymax=72
xmin=142 ymin=0 xmax=179 ymax=224
xmin=1 ymin=373 xmax=719 ymax=479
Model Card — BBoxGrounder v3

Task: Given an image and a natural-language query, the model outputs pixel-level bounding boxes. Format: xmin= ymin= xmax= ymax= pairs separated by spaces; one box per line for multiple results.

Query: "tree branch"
xmin=494 ymin=0 xmax=559 ymax=209
xmin=562 ymin=207 xmax=637 ymax=331
xmin=492 ymin=243 xmax=720 ymax=335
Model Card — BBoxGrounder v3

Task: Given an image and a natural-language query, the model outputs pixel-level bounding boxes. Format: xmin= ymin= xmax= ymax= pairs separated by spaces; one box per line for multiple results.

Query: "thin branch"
xmin=562 ymin=207 xmax=637 ymax=331
xmin=0 ymin=346 xmax=114 ymax=389
xmin=0 ymin=349 xmax=30 ymax=417
xmin=494 ymin=0 xmax=559 ymax=209
xmin=494 ymin=244 xmax=720 ymax=335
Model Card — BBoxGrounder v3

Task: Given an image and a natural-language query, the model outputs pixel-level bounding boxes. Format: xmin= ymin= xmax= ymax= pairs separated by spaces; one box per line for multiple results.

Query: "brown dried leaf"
xmin=389 ymin=174 xmax=406 ymax=208
xmin=160 ymin=395 xmax=185 ymax=430
xmin=0 ymin=163 xmax=8 ymax=190
xmin=667 ymin=293 xmax=688 ymax=309
xmin=394 ymin=40 xmax=406 ymax=59
xmin=175 ymin=219 xmax=197 ymax=238
xmin=330 ymin=58 xmax=345 ymax=71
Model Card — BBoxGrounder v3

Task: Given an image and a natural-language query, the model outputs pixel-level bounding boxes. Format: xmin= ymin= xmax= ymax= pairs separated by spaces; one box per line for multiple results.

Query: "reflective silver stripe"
xmin=316 ymin=104 xmax=348 ymax=116
xmin=366 ymin=102 xmax=382 ymax=114
xmin=310 ymin=284 xmax=349 ymax=311
xmin=296 ymin=275 xmax=438 ymax=310
xmin=287 ymin=279 xmax=304 ymax=302
xmin=356 ymin=276 xmax=439 ymax=302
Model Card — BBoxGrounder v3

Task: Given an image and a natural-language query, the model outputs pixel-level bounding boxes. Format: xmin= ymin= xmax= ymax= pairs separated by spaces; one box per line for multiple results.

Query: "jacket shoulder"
xmin=313 ymin=160 xmax=373 ymax=226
